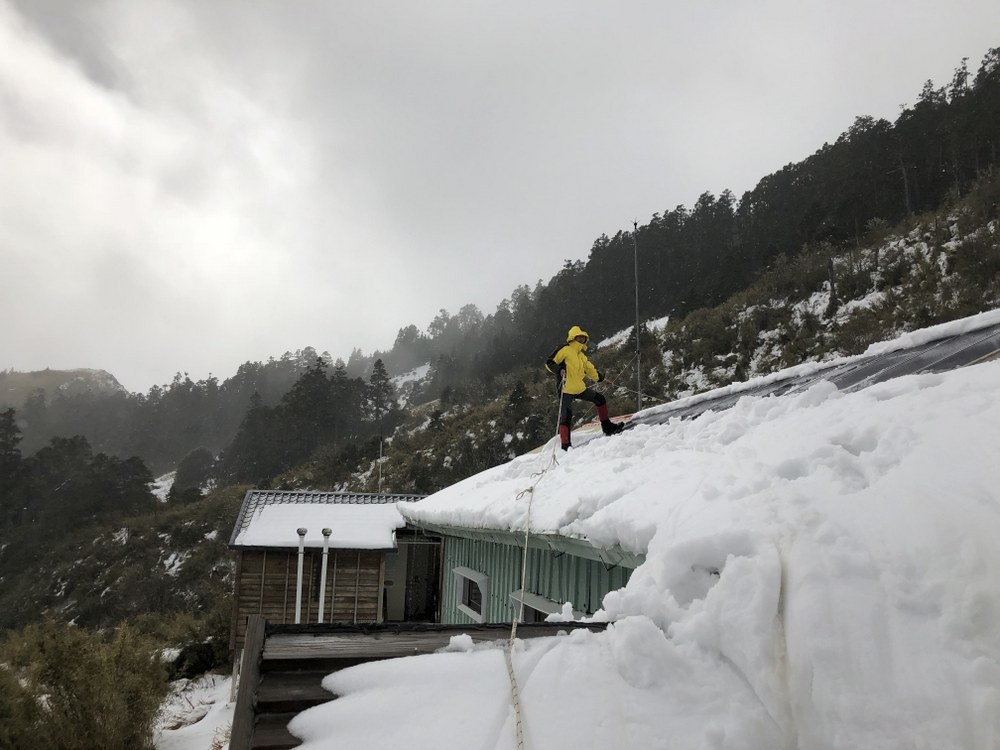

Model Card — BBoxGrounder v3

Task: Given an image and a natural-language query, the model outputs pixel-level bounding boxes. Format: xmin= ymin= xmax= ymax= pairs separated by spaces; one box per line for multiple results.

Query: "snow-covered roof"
xmin=628 ymin=306 xmax=1000 ymax=429
xmin=229 ymin=490 xmax=424 ymax=550
xmin=290 ymin=309 xmax=1000 ymax=749
xmin=402 ymin=309 xmax=1000 ymax=543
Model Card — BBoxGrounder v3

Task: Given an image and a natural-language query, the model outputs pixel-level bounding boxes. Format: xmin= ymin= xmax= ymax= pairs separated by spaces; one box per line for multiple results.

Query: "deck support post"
xmin=230 ymin=614 xmax=267 ymax=750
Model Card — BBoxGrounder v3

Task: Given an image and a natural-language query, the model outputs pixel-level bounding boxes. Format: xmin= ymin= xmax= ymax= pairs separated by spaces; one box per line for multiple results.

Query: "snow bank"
xmin=154 ymin=674 xmax=232 ymax=750
xmin=293 ymin=355 xmax=1000 ymax=749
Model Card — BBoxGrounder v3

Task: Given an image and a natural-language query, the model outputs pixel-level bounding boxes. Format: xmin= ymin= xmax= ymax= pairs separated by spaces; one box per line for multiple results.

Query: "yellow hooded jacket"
xmin=552 ymin=325 xmax=599 ymax=395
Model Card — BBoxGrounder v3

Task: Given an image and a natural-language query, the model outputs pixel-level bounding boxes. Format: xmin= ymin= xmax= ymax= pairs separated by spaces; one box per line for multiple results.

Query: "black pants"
xmin=559 ymin=388 xmax=606 ymax=426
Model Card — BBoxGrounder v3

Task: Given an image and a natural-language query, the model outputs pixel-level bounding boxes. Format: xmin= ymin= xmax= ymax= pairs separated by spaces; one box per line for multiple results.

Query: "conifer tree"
xmin=367 ymin=359 xmax=395 ymax=428
xmin=0 ymin=408 xmax=23 ymax=527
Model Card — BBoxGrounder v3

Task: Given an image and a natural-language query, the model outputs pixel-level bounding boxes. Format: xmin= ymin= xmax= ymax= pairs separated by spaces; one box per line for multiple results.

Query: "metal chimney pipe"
xmin=632 ymin=219 xmax=642 ymax=412
xmin=318 ymin=528 xmax=332 ymax=623
xmin=294 ymin=528 xmax=307 ymax=624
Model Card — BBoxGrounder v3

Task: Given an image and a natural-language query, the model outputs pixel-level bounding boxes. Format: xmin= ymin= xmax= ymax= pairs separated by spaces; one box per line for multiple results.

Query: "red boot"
xmin=559 ymin=424 xmax=572 ymax=450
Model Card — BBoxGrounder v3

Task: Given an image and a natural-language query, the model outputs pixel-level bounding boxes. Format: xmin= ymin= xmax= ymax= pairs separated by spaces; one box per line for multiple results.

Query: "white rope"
xmin=602 ymin=354 xmax=665 ymax=407
xmin=501 ymin=376 xmax=566 ymax=750
xmin=503 ymin=638 xmax=526 ymax=750
xmin=512 ymin=467 xmax=541 ymax=640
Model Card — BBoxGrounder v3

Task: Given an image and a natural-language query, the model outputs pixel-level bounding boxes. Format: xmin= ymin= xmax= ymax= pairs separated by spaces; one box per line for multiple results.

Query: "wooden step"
xmin=250 ymin=712 xmax=301 ymax=750
xmin=257 ymin=670 xmax=336 ymax=713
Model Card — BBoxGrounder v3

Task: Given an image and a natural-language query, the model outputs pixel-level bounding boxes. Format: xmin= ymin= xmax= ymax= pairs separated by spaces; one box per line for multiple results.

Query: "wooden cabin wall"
xmin=232 ymin=548 xmax=384 ymax=650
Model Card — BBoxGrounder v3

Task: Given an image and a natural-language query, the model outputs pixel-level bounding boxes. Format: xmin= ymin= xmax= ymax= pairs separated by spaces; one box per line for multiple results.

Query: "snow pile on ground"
xmin=154 ymin=674 xmax=232 ymax=750
xmin=289 ymin=324 xmax=1000 ymax=748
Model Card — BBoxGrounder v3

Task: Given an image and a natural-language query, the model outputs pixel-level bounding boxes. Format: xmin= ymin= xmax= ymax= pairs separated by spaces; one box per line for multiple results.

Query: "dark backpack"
xmin=544 ymin=346 xmax=565 ymax=378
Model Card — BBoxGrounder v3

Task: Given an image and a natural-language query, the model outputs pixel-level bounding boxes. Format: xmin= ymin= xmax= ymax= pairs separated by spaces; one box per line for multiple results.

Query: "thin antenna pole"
xmin=632 ymin=220 xmax=642 ymax=412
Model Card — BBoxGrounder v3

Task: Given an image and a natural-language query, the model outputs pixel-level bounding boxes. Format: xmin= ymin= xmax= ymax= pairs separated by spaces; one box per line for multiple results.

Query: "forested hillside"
xmin=257 ymin=171 xmax=1000 ymax=498
xmin=6 ymin=49 xmax=999 ymax=483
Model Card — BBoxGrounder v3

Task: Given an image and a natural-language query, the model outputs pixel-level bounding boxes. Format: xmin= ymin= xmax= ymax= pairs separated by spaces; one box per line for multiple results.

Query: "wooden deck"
xmin=231 ymin=617 xmax=609 ymax=749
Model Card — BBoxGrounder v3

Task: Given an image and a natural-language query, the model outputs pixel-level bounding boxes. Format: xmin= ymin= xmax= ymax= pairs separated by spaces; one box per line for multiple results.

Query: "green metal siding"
xmin=441 ymin=536 xmax=633 ymax=624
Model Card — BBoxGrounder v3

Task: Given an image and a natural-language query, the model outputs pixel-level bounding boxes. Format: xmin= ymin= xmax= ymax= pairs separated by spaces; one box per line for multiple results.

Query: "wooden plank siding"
xmin=233 ymin=549 xmax=385 ymax=650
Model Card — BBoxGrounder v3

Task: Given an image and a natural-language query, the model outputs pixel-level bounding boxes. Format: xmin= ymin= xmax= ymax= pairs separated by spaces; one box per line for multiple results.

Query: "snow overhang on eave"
xmin=407 ymin=520 xmax=645 ymax=570
xmin=229 ymin=545 xmax=397 ymax=552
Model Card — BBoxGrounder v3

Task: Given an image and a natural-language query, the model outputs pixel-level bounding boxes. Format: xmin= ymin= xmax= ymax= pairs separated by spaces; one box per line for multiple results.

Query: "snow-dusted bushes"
xmin=649 ymin=175 xmax=1000 ymax=397
xmin=0 ymin=620 xmax=169 ymax=749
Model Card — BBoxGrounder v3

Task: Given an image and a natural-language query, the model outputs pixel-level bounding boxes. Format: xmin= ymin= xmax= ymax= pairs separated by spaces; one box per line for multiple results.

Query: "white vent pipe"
xmin=294 ymin=527 xmax=307 ymax=624
xmin=317 ymin=528 xmax=332 ymax=623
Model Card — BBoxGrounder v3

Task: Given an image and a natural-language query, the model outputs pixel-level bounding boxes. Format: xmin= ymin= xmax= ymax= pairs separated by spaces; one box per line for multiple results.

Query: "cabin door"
xmin=383 ymin=538 xmax=441 ymax=622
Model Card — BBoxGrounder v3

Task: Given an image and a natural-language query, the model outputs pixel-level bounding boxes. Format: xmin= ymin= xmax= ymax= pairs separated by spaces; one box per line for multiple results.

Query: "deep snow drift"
xmin=288 ymin=318 xmax=1000 ymax=749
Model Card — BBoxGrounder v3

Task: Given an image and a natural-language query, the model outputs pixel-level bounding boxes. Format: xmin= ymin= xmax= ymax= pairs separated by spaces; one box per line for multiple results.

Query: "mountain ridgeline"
xmin=5 ymin=50 xmax=1000 ymax=481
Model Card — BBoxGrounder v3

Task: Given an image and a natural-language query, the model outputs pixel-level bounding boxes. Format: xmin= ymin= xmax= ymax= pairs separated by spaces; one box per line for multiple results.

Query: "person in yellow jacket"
xmin=545 ymin=325 xmax=624 ymax=450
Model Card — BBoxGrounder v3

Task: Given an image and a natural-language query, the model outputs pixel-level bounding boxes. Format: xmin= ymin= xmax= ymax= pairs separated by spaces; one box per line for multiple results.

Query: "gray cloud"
xmin=3 ymin=0 xmax=999 ymax=391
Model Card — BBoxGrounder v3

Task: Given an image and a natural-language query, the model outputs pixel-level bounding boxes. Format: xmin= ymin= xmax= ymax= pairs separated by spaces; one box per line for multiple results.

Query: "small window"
xmin=453 ymin=567 xmax=489 ymax=623
xmin=463 ymin=577 xmax=482 ymax=611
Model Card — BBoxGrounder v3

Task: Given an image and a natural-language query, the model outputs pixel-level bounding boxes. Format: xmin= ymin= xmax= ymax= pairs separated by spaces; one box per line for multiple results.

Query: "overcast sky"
xmin=2 ymin=0 xmax=998 ymax=393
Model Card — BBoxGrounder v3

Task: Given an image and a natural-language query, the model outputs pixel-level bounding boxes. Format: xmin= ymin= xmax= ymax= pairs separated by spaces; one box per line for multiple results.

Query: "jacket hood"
xmin=566 ymin=325 xmax=589 ymax=344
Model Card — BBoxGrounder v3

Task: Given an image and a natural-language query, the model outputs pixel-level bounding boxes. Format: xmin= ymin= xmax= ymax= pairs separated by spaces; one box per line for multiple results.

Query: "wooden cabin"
xmin=228 ymin=490 xmax=441 ymax=657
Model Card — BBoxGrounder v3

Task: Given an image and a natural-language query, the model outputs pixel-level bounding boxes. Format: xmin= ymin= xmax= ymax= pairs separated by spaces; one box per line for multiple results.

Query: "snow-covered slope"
xmin=391 ymin=363 xmax=431 ymax=407
xmin=289 ymin=315 xmax=1000 ymax=750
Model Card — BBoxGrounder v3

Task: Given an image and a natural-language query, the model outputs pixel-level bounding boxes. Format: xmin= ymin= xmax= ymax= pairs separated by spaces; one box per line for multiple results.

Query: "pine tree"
xmin=218 ymin=392 xmax=281 ymax=484
xmin=280 ymin=357 xmax=332 ymax=460
xmin=367 ymin=359 xmax=395 ymax=428
xmin=506 ymin=381 xmax=530 ymax=412
xmin=0 ymin=408 xmax=23 ymax=527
